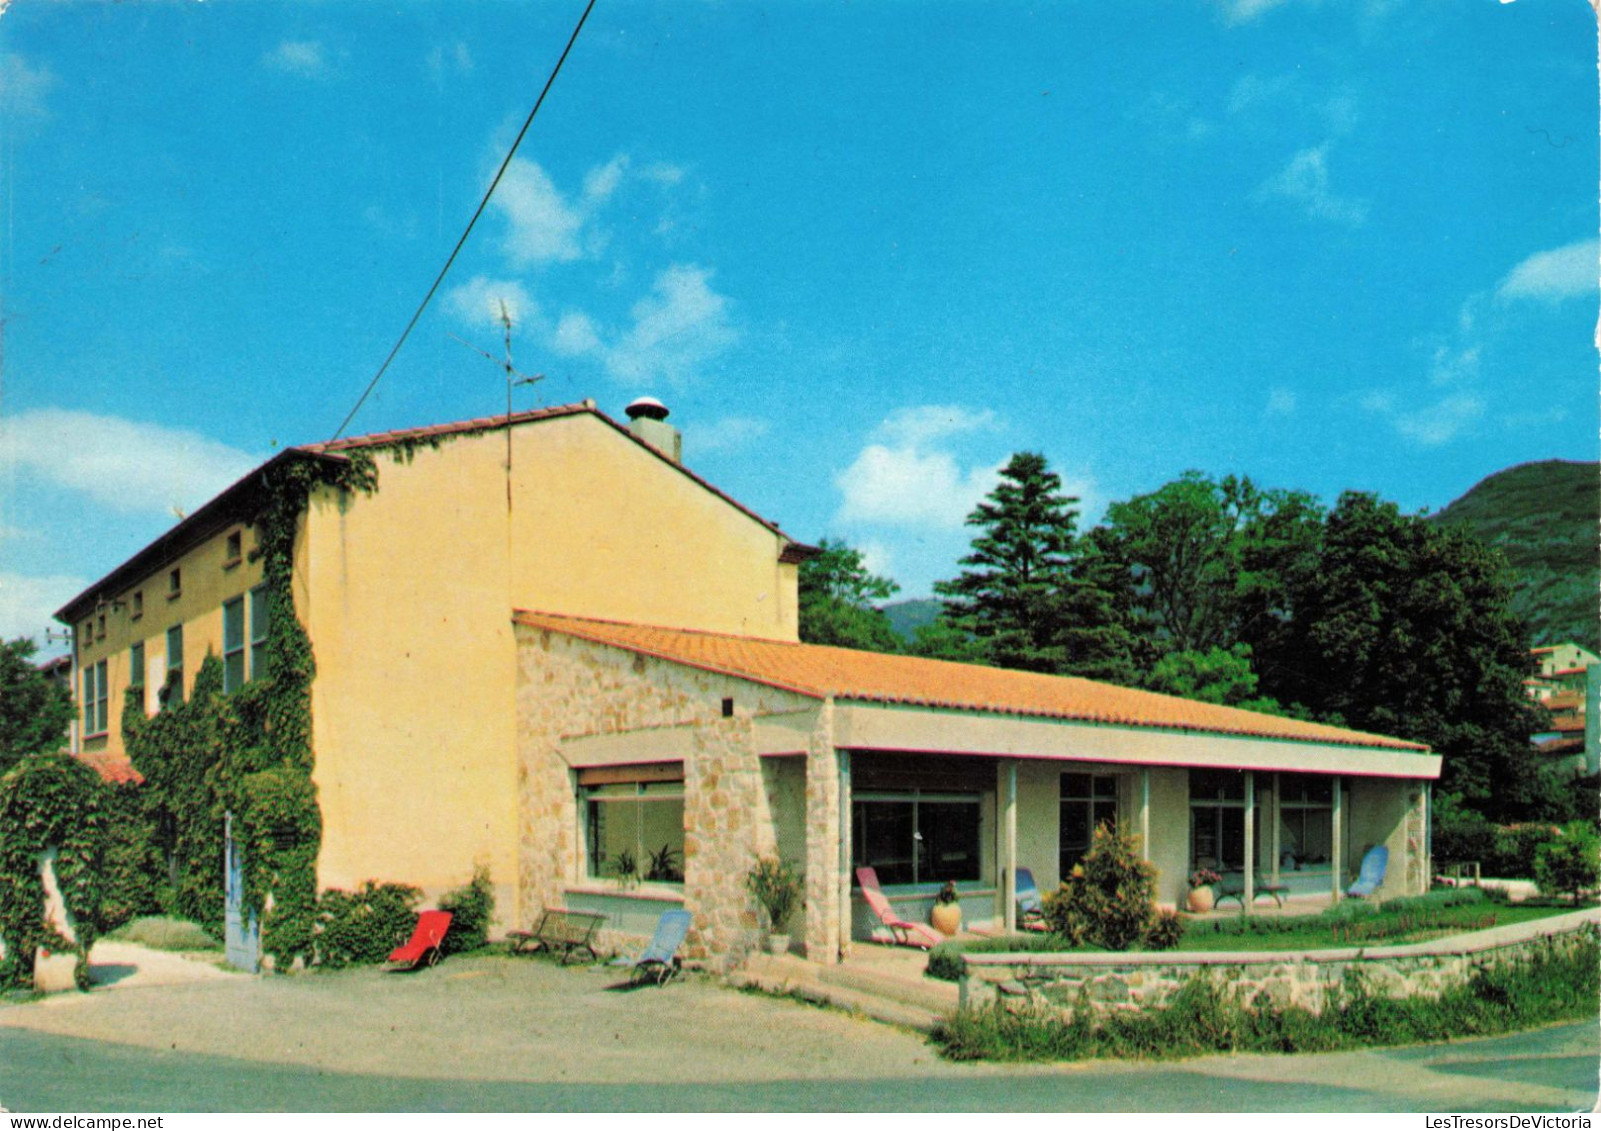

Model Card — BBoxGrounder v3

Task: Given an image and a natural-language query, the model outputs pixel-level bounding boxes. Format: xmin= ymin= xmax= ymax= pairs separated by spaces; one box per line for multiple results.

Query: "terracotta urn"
xmin=931 ymin=901 xmax=963 ymax=936
xmin=1187 ymin=885 xmax=1215 ymax=913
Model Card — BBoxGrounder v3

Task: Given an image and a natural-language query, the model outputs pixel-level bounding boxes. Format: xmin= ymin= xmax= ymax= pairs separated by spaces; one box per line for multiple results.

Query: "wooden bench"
xmin=1214 ymin=873 xmax=1289 ymax=909
xmin=507 ymin=909 xmax=607 ymax=963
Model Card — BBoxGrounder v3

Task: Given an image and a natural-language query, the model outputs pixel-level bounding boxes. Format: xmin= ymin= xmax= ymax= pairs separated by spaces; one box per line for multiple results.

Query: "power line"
xmin=330 ymin=0 xmax=599 ymax=441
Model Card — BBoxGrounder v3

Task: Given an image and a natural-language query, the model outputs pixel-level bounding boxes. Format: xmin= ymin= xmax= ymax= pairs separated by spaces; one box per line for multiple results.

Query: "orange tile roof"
xmin=513 ymin=611 xmax=1430 ymax=752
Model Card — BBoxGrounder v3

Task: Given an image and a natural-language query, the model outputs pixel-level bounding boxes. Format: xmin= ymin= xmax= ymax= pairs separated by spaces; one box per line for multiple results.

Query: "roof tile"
xmin=513 ymin=611 xmax=1429 ymax=752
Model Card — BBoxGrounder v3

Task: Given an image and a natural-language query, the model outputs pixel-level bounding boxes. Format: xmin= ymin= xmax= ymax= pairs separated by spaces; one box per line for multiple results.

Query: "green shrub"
xmin=1432 ymin=796 xmax=1496 ymax=866
xmin=1044 ymin=823 xmax=1156 ymax=950
xmin=926 ymin=940 xmax=967 ymax=982
xmin=107 ymin=916 xmax=220 ymax=952
xmin=1489 ymin=823 xmax=1562 ymax=879
xmin=1534 ymin=822 xmax=1601 ymax=905
xmin=1143 ymin=908 xmax=1185 ymax=950
xmin=315 ymin=881 xmax=421 ymax=969
xmin=96 ymin=783 xmax=164 ymax=934
xmin=438 ymin=866 xmax=495 ymax=955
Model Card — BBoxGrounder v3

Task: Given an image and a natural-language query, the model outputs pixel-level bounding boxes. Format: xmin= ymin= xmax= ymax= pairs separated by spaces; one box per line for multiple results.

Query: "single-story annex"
xmin=59 ymin=399 xmax=1442 ymax=968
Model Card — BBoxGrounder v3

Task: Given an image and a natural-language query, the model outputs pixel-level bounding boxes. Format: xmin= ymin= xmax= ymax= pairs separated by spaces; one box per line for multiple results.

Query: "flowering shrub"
xmin=1188 ymin=868 xmax=1222 ymax=890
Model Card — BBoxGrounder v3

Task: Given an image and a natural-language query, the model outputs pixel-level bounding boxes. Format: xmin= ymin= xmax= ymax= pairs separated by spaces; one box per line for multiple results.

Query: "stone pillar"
xmin=803 ymin=699 xmax=842 ymax=962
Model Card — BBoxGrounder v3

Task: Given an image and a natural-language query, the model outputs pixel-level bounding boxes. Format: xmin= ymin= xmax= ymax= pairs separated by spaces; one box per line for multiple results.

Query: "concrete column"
xmin=1270 ymin=773 xmax=1281 ymax=885
xmin=1331 ymin=775 xmax=1344 ymax=903
xmin=1243 ymin=770 xmax=1255 ymax=908
xmin=1422 ymin=780 xmax=1433 ymax=888
xmin=1139 ymin=768 xmax=1151 ymax=862
xmin=1001 ymin=760 xmax=1017 ymax=934
xmin=837 ymin=747 xmax=852 ymax=961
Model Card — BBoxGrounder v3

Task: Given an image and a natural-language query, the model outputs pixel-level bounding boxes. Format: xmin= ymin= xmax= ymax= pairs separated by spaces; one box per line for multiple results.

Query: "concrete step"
xmin=816 ymin=958 xmax=961 ymax=1017
xmin=727 ymin=961 xmax=942 ymax=1033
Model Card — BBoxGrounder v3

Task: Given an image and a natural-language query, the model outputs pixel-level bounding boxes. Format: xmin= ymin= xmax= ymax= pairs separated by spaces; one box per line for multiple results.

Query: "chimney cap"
xmin=625 ymin=396 xmax=670 ymax=422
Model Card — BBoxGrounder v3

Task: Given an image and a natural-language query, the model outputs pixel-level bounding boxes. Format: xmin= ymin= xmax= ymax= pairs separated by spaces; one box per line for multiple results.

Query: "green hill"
xmin=882 ymin=597 xmax=942 ymax=642
xmin=1431 ymin=459 xmax=1598 ymax=652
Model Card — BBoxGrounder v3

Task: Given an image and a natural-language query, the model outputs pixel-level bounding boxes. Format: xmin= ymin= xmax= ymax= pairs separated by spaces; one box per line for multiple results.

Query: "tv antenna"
xmin=451 ymin=300 xmax=544 ymax=511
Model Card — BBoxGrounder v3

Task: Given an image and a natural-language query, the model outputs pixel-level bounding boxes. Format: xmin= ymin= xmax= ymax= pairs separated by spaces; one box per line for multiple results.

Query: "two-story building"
xmin=59 ymin=399 xmax=1441 ymax=967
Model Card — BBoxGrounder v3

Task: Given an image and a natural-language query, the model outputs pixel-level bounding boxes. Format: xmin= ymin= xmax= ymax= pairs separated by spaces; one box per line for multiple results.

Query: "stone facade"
xmin=514 ymin=625 xmax=821 ymax=970
xmin=960 ymin=916 xmax=1598 ymax=1016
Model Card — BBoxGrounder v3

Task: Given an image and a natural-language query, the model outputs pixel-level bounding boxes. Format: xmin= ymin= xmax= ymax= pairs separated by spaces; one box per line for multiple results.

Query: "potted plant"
xmin=930 ymin=880 xmax=962 ymax=936
xmin=745 ymin=855 xmax=801 ymax=955
xmin=1187 ymin=867 xmax=1221 ymax=913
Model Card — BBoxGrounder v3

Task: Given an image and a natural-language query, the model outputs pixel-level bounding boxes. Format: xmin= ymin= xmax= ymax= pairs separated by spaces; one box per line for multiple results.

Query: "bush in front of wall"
xmin=96 ymin=782 xmax=165 ymax=934
xmin=1044 ymin=823 xmax=1157 ymax=951
xmin=314 ymin=881 xmax=422 ymax=969
xmin=438 ymin=866 xmax=495 ymax=956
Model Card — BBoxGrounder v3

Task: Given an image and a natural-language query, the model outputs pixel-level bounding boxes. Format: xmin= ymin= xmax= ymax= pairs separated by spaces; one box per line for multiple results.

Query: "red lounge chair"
xmin=387 ymin=909 xmax=453 ymax=970
xmin=855 ymin=866 xmax=945 ymax=949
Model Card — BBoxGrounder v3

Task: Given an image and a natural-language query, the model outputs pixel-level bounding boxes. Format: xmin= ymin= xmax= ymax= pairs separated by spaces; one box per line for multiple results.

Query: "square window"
xmin=224 ymin=530 xmax=243 ymax=566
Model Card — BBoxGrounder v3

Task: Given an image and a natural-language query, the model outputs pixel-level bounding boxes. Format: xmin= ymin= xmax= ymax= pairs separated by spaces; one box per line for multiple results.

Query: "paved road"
xmin=0 ymin=947 xmax=1594 ymax=1112
xmin=1 ymin=1021 xmax=1594 ymax=1111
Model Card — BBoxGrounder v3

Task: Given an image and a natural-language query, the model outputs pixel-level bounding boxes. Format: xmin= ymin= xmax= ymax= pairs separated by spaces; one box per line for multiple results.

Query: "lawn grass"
xmin=1176 ymin=902 xmax=1579 ymax=951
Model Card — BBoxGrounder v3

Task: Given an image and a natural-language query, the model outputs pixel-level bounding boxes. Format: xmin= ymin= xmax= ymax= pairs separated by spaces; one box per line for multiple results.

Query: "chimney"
xmin=624 ymin=397 xmax=682 ymax=464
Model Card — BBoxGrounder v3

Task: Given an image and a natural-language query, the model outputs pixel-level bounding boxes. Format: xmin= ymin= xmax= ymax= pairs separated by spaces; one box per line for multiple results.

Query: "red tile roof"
xmin=513 ymin=611 xmax=1430 ymax=752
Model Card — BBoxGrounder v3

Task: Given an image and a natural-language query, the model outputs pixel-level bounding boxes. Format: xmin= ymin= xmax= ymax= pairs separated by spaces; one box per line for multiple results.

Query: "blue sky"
xmin=1 ymin=0 xmax=1594 ymax=649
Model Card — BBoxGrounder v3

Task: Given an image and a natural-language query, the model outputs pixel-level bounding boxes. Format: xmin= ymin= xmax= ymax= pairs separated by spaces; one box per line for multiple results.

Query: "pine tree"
xmin=936 ymin=452 xmax=1135 ymax=681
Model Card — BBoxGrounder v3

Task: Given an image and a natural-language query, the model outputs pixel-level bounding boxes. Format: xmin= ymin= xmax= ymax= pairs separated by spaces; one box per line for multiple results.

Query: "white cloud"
xmin=0 ymin=53 xmax=56 ymax=122
xmin=551 ymin=311 xmax=603 ymax=357
xmin=876 ymin=405 xmax=999 ymax=447
xmin=583 ymin=155 xmax=630 ymax=203
xmin=1265 ymin=387 xmax=1297 ymax=417
xmin=1219 ymin=0 xmax=1294 ymax=24
xmin=492 ymin=159 xmax=585 ymax=265
xmin=1256 ymin=144 xmax=1369 ymax=226
xmin=0 ymin=572 xmax=87 ymax=645
xmin=263 ymin=40 xmax=329 ymax=79
xmin=835 ymin=406 xmax=1005 ymax=530
xmin=426 ymin=41 xmax=473 ymax=84
xmin=687 ymin=416 xmax=770 ymax=455
xmin=1393 ymin=394 xmax=1486 ymax=447
xmin=443 ymin=276 xmax=538 ymax=330
xmin=640 ymin=163 xmax=687 ymax=187
xmin=1496 ymin=238 xmax=1598 ymax=303
xmin=0 ymin=410 xmax=259 ymax=516
xmin=605 ymin=265 xmax=738 ymax=386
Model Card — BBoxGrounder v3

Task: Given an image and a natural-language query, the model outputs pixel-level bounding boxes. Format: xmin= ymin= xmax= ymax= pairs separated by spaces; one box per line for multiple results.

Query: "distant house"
xmin=1527 ymin=643 xmax=1600 ymax=778
xmin=58 ymin=399 xmax=1441 ymax=967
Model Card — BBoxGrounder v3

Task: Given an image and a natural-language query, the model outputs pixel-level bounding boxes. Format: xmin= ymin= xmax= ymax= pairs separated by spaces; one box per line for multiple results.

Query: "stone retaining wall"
xmin=959 ymin=911 xmax=1599 ymax=1016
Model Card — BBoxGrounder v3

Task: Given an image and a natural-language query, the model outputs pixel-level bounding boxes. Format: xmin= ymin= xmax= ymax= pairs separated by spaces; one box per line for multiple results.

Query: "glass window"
xmin=82 ymin=662 xmax=98 ymax=736
xmin=163 ymin=625 xmax=184 ymax=708
xmin=1277 ymin=773 xmax=1334 ymax=869
xmin=1190 ymin=768 xmax=1248 ymax=871
xmin=130 ymin=642 xmax=145 ymax=689
xmin=131 ymin=591 xmax=143 ymax=620
xmin=94 ymin=660 xmax=108 ymax=735
xmin=225 ymin=530 xmax=243 ymax=564
xmin=1060 ymin=773 xmax=1120 ymax=875
xmin=851 ymin=791 xmax=983 ymax=885
xmin=584 ymin=776 xmax=685 ymax=884
xmin=223 ymin=597 xmax=246 ymax=692
xmin=249 ymin=586 xmax=269 ymax=679
xmin=168 ymin=568 xmax=181 ymax=597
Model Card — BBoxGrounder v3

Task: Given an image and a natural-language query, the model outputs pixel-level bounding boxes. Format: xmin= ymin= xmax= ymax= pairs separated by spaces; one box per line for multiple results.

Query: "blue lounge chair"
xmin=611 ymin=909 xmax=692 ymax=985
xmin=1346 ymin=845 xmax=1389 ymax=899
xmin=1014 ymin=868 xmax=1050 ymax=932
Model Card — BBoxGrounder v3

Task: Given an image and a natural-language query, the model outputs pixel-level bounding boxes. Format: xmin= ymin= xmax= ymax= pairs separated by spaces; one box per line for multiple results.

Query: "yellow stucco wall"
xmin=304 ymin=412 xmax=801 ymax=921
xmin=74 ymin=521 xmax=265 ymax=762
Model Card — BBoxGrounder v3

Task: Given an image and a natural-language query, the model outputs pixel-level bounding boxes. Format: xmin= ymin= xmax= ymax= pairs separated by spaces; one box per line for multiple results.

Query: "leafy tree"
xmin=798 ymin=539 xmax=902 ymax=653
xmin=1086 ymin=472 xmax=1324 ymax=668
xmin=1143 ymin=644 xmax=1288 ymax=715
xmin=1262 ymin=492 xmax=1550 ymax=821
xmin=1534 ymin=822 xmax=1601 ymax=905
xmin=0 ymin=639 xmax=73 ymax=775
xmin=936 ymin=452 xmax=1135 ymax=681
